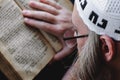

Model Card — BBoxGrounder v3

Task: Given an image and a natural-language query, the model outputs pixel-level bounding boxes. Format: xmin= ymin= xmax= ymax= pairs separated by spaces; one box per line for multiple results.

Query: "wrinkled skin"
xmin=22 ymin=0 xmax=76 ymax=61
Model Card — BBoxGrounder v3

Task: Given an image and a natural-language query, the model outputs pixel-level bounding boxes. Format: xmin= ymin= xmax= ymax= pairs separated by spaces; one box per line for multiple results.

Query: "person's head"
xmin=72 ymin=0 xmax=120 ymax=80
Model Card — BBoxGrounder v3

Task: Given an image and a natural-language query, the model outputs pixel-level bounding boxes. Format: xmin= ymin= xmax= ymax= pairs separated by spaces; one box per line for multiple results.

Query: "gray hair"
xmin=75 ymin=31 xmax=105 ymax=80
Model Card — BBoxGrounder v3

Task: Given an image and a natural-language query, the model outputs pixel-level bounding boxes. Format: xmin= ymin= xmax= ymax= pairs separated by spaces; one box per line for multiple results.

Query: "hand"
xmin=22 ymin=0 xmax=76 ymax=61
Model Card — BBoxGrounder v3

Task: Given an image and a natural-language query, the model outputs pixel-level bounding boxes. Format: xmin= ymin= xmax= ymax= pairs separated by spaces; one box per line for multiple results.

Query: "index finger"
xmin=29 ymin=1 xmax=59 ymax=15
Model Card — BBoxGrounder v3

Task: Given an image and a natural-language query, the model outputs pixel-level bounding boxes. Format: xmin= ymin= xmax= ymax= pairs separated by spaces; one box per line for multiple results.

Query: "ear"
xmin=100 ymin=35 xmax=115 ymax=62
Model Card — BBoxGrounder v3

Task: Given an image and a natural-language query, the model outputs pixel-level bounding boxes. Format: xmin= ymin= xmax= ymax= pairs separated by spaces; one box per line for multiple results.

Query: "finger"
xmin=29 ymin=1 xmax=59 ymax=15
xmin=40 ymin=0 xmax=62 ymax=9
xmin=22 ymin=10 xmax=56 ymax=24
xmin=64 ymin=28 xmax=77 ymax=48
xmin=53 ymin=41 xmax=77 ymax=61
xmin=23 ymin=18 xmax=61 ymax=36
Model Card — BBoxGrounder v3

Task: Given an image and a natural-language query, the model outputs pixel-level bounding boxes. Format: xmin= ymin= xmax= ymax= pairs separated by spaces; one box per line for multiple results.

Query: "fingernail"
xmin=24 ymin=18 xmax=29 ymax=22
xmin=22 ymin=10 xmax=30 ymax=15
xmin=29 ymin=1 xmax=36 ymax=5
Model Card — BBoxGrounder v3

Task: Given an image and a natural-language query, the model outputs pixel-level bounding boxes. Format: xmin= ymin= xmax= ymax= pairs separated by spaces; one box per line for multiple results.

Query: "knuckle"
xmin=56 ymin=25 xmax=65 ymax=33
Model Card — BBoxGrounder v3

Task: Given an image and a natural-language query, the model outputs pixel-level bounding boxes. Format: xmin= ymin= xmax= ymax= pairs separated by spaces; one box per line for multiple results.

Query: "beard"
xmin=75 ymin=31 xmax=112 ymax=80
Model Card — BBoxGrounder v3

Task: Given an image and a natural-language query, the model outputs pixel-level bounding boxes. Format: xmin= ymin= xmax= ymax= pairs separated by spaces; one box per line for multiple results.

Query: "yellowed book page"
xmin=0 ymin=0 xmax=55 ymax=80
xmin=14 ymin=0 xmax=37 ymax=9
xmin=14 ymin=0 xmax=63 ymax=52
xmin=40 ymin=31 xmax=63 ymax=52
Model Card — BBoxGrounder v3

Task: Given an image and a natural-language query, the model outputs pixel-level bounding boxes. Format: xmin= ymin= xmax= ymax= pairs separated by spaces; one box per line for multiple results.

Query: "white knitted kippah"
xmin=76 ymin=0 xmax=120 ymax=41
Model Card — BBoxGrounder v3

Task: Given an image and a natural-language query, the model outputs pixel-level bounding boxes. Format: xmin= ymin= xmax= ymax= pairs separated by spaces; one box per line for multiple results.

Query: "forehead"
xmin=72 ymin=4 xmax=89 ymax=34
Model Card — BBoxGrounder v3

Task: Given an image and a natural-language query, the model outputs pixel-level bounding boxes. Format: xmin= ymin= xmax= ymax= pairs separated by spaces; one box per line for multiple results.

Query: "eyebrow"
xmin=63 ymin=34 xmax=88 ymax=40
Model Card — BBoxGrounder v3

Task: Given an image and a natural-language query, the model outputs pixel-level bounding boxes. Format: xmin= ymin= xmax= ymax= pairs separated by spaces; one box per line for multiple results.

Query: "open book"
xmin=0 ymin=0 xmax=73 ymax=80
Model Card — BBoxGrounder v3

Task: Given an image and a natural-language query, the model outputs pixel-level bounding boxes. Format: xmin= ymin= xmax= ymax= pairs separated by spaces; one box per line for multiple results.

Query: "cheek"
xmin=77 ymin=38 xmax=87 ymax=54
